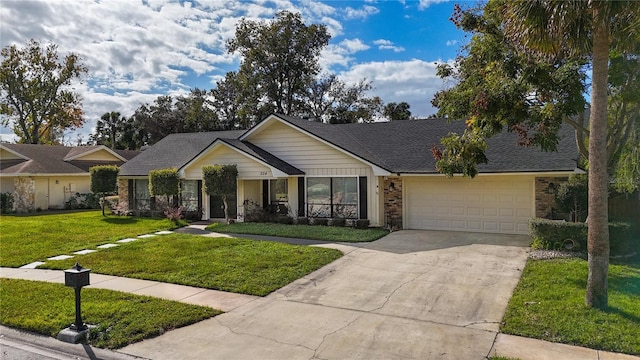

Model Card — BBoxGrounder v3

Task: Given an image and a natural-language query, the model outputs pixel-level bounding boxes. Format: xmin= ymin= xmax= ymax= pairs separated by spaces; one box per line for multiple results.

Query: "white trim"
xmin=397 ymin=170 xmax=583 ymax=177
xmin=241 ymin=114 xmax=392 ymax=177
xmin=179 ymin=139 xmax=291 ymax=179
xmin=63 ymin=145 xmax=127 ymax=162
xmin=0 ymin=144 xmax=30 ymax=160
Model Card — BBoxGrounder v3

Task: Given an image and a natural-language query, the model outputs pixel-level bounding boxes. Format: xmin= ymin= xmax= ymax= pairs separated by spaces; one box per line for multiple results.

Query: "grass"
xmin=501 ymin=254 xmax=640 ymax=355
xmin=40 ymin=233 xmax=343 ymax=296
xmin=207 ymin=222 xmax=388 ymax=242
xmin=0 ymin=278 xmax=220 ymax=349
xmin=0 ymin=210 xmax=183 ymax=267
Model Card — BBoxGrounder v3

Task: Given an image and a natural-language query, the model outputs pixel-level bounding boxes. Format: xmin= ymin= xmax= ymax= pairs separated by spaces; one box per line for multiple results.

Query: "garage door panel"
xmin=406 ymin=177 xmax=533 ymax=235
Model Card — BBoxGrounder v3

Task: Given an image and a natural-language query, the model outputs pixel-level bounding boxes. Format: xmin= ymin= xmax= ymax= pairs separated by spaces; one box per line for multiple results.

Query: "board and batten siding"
xmin=182 ymin=145 xmax=273 ymax=180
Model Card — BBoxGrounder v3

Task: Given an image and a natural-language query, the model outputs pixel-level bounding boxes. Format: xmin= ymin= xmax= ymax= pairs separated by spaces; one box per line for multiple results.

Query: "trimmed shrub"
xmin=313 ymin=218 xmax=329 ymax=226
xmin=354 ymin=219 xmax=370 ymax=229
xmin=65 ymin=193 xmax=101 ymax=210
xmin=1 ymin=192 xmax=14 ymax=213
xmin=149 ymin=168 xmax=180 ymax=197
xmin=331 ymin=218 xmax=346 ymax=227
xmin=529 ymin=218 xmax=635 ymax=255
xmin=276 ymin=216 xmax=294 ymax=225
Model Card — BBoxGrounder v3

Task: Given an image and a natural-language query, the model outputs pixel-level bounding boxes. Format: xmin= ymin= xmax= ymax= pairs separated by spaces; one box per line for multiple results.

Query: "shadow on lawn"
xmin=102 ymin=217 xmax=139 ymax=225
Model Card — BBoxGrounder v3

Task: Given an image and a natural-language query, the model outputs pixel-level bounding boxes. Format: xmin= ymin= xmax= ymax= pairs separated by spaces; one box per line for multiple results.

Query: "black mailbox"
xmin=64 ymin=263 xmax=90 ymax=288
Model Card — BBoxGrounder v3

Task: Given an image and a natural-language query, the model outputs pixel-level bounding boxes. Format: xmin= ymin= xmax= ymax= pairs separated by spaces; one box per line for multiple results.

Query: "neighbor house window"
xmin=307 ymin=177 xmax=358 ymax=218
xmin=180 ymin=180 xmax=199 ymax=211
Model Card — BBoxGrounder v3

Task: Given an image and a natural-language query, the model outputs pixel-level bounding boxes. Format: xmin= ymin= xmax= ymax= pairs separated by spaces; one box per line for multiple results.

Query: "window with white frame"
xmin=180 ymin=180 xmax=199 ymax=211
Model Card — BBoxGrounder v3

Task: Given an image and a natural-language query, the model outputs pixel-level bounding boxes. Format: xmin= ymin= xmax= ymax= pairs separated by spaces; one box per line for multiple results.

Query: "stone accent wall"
xmin=117 ymin=178 xmax=129 ymax=212
xmin=383 ymin=177 xmax=403 ymax=229
xmin=535 ymin=176 xmax=568 ymax=219
xmin=13 ymin=177 xmax=35 ymax=213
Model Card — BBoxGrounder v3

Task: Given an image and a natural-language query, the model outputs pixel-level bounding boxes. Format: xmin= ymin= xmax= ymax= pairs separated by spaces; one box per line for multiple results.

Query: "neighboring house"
xmin=0 ymin=144 xmax=139 ymax=211
xmin=118 ymin=114 xmax=581 ymax=234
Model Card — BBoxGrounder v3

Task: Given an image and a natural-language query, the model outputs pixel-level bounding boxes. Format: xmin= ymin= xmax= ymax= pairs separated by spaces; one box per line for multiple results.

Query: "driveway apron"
xmin=120 ymin=230 xmax=530 ymax=360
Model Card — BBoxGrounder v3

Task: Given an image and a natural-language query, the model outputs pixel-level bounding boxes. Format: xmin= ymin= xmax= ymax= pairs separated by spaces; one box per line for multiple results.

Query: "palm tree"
xmin=502 ymin=1 xmax=639 ymax=309
xmin=98 ymin=111 xmax=124 ymax=150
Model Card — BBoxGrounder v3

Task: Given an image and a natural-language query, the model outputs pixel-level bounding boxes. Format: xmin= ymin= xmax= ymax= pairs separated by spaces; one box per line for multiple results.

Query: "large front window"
xmin=307 ymin=177 xmax=358 ymax=218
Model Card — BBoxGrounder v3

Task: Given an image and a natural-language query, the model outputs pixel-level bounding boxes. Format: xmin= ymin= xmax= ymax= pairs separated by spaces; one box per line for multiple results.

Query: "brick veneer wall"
xmin=117 ymin=178 xmax=129 ymax=211
xmin=535 ymin=176 xmax=568 ymax=218
xmin=383 ymin=177 xmax=403 ymax=229
xmin=13 ymin=177 xmax=35 ymax=212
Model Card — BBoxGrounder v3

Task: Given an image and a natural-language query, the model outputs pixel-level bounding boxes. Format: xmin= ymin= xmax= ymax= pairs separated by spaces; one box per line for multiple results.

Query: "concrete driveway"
xmin=121 ymin=230 xmax=530 ymax=360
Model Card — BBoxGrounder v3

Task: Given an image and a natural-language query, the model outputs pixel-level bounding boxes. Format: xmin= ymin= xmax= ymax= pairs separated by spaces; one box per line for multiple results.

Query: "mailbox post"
xmin=58 ymin=263 xmax=91 ymax=343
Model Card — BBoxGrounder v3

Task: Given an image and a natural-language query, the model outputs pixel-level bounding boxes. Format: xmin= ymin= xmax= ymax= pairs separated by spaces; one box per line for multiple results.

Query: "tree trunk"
xmin=585 ymin=16 xmax=610 ymax=309
xmin=222 ymin=194 xmax=229 ymax=222
xmin=101 ymin=193 xmax=106 ymax=217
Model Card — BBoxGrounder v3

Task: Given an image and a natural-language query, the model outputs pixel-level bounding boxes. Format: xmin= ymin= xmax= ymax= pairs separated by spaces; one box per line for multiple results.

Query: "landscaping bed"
xmin=206 ymin=222 xmax=388 ymax=242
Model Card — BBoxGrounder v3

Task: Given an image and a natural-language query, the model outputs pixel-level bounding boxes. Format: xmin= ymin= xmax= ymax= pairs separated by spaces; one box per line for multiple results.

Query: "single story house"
xmin=0 ymin=144 xmax=139 ymax=211
xmin=118 ymin=114 xmax=581 ymax=234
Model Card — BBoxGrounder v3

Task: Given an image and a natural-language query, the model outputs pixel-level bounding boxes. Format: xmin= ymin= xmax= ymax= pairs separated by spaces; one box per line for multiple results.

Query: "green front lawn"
xmin=501 ymin=256 xmax=640 ymax=355
xmin=0 ymin=211 xmax=182 ymax=267
xmin=0 ymin=278 xmax=220 ymax=349
xmin=207 ymin=222 xmax=388 ymax=242
xmin=40 ymin=233 xmax=343 ymax=296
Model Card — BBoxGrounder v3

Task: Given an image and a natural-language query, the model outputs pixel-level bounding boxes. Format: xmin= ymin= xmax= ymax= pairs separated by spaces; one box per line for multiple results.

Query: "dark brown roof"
xmin=119 ymin=114 xmax=580 ymax=177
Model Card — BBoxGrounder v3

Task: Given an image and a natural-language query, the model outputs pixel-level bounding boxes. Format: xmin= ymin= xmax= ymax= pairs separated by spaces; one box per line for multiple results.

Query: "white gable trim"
xmin=63 ymin=145 xmax=127 ymax=162
xmin=179 ymin=139 xmax=289 ymax=178
xmin=241 ymin=114 xmax=391 ymax=176
xmin=0 ymin=144 xmax=30 ymax=160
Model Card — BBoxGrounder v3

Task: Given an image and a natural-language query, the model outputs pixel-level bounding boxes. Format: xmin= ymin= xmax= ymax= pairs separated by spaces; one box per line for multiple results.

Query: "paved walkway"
xmin=1 ymin=226 xmax=638 ymax=360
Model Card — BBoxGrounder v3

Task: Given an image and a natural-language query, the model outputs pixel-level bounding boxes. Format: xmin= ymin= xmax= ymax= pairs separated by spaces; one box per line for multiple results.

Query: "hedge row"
xmin=529 ymin=218 xmax=635 ymax=256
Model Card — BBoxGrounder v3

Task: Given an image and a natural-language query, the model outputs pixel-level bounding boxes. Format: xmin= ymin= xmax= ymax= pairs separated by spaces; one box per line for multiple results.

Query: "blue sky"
xmin=0 ymin=0 xmax=470 ymax=143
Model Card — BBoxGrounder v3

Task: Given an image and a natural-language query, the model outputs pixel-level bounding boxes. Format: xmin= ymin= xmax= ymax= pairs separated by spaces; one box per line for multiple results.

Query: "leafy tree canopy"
xmin=0 ymin=39 xmax=88 ymax=144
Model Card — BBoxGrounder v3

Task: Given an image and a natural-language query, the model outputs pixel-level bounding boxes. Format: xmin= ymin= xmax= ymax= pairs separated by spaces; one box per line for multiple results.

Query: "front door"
xmin=210 ymin=194 xmax=237 ymax=219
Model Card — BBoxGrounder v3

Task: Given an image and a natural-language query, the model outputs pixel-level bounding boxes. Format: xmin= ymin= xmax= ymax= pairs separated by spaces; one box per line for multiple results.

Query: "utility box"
xmin=64 ymin=263 xmax=90 ymax=288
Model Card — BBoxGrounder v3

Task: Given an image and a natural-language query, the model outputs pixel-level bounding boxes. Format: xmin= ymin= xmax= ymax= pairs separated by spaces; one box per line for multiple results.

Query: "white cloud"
xmin=0 ymin=0 xmax=349 ymax=142
xmin=340 ymin=39 xmax=370 ymax=53
xmin=418 ymin=0 xmax=450 ymax=10
xmin=373 ymin=39 xmax=405 ymax=53
xmin=337 ymin=59 xmax=454 ymax=117
xmin=344 ymin=5 xmax=379 ymax=19
xmin=446 ymin=40 xmax=458 ymax=46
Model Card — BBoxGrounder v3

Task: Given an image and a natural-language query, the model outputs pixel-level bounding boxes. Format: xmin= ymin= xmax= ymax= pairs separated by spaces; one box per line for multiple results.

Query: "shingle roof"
xmin=118 ymin=130 xmax=245 ymax=176
xmin=276 ymin=114 xmax=579 ymax=174
xmin=0 ymin=144 xmax=137 ymax=175
xmin=119 ymin=114 xmax=580 ymax=177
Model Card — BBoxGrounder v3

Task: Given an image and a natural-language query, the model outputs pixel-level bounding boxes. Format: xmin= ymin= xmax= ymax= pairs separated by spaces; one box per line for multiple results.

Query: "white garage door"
xmin=405 ymin=176 xmax=533 ymax=234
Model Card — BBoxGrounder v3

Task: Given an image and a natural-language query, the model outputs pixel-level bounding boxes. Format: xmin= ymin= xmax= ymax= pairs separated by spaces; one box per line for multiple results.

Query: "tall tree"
xmin=227 ymin=11 xmax=331 ymax=117
xmin=0 ymin=39 xmax=88 ymax=144
xmin=503 ymin=0 xmax=639 ymax=310
xmin=383 ymin=102 xmax=412 ymax=120
xmin=433 ymin=1 xmax=640 ymax=309
xmin=92 ymin=111 xmax=125 ymax=149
